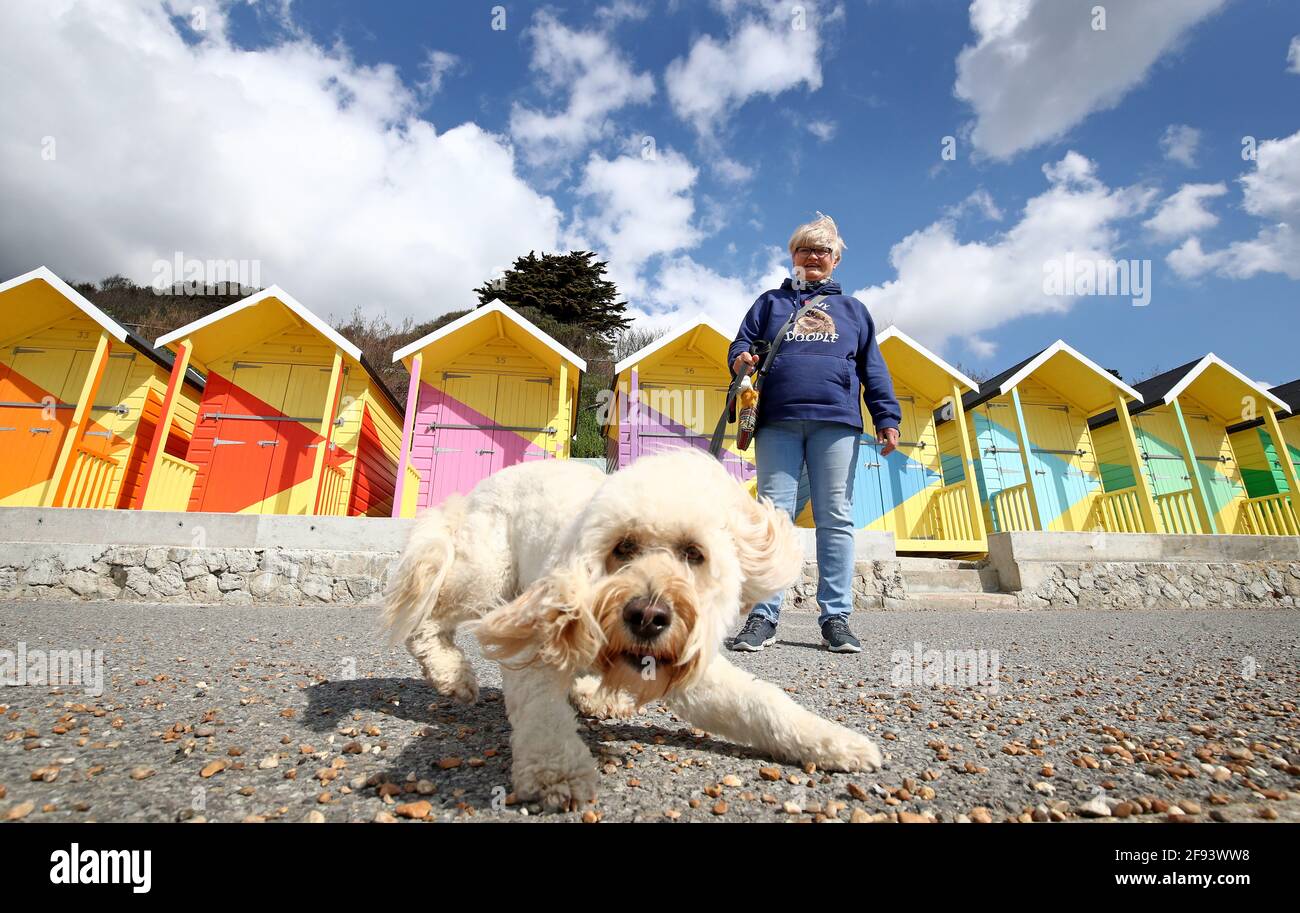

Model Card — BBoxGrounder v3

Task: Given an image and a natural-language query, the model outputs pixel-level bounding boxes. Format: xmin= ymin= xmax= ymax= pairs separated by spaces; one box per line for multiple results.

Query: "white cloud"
xmin=713 ymin=156 xmax=756 ymax=183
xmin=419 ymin=50 xmax=460 ymax=96
xmin=596 ymin=0 xmax=650 ymax=28
xmin=1167 ymin=130 xmax=1300 ymax=280
xmin=1143 ymin=182 xmax=1226 ymax=241
xmin=629 ymin=247 xmax=791 ymax=333
xmin=564 ymin=149 xmax=704 ymax=300
xmin=808 ymin=120 xmax=837 ymax=142
xmin=0 ymin=0 xmax=560 ymax=323
xmin=967 ymin=336 xmax=998 ymax=359
xmin=850 ymin=152 xmax=1157 ymax=351
xmin=945 ymin=188 xmax=1004 ymax=222
xmin=954 ymin=0 xmax=1227 ymax=160
xmin=665 ymin=0 xmax=837 ymax=135
xmin=1288 ymin=35 xmax=1300 ymax=73
xmin=508 ymin=11 xmax=656 ymax=169
xmin=1160 ymin=124 xmax=1201 ymax=167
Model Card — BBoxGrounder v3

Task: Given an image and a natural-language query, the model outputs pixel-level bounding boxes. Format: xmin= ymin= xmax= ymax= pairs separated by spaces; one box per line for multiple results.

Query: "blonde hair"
xmin=787 ymin=212 xmax=846 ymax=260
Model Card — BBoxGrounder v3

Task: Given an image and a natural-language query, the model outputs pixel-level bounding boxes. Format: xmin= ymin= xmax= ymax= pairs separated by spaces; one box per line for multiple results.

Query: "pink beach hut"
xmin=391 ymin=300 xmax=585 ymax=516
xmin=603 ymin=315 xmax=756 ymax=482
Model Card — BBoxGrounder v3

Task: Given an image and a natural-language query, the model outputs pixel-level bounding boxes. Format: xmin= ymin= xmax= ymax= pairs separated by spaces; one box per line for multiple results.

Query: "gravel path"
xmin=1 ymin=601 xmax=1297 ymax=823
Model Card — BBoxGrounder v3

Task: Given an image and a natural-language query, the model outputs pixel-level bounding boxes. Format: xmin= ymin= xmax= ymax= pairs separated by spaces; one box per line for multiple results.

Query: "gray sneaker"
xmin=821 ymin=616 xmax=862 ymax=653
xmin=730 ymin=614 xmax=777 ymax=652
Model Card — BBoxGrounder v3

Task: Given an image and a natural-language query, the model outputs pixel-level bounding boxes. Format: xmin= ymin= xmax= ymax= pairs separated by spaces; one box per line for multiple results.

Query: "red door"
xmin=197 ymin=363 xmax=291 ymax=513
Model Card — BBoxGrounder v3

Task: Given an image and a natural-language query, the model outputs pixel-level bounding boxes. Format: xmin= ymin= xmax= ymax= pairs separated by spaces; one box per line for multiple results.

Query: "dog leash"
xmin=708 ymin=293 xmax=829 ymax=458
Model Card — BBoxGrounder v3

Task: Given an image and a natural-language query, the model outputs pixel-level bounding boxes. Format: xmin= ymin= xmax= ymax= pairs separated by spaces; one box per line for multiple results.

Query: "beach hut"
xmin=788 ymin=327 xmax=986 ymax=553
xmin=391 ymin=299 xmax=585 ymax=516
xmin=604 ymin=315 xmax=755 ymax=483
xmin=1091 ymin=355 xmax=1296 ymax=535
xmin=1229 ymin=380 xmax=1300 ymax=520
xmin=0 ymin=267 xmax=203 ymax=510
xmin=150 ymin=287 xmax=404 ymax=516
xmin=941 ymin=340 xmax=1152 ymax=535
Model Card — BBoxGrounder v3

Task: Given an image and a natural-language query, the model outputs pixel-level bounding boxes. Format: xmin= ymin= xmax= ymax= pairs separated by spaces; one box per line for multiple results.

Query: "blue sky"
xmin=3 ymin=0 xmax=1298 ymax=386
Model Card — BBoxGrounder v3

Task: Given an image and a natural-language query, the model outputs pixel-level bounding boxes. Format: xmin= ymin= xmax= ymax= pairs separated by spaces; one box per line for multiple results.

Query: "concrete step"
xmin=884 ymin=592 xmax=1023 ymax=611
xmin=895 ymin=556 xmax=987 ymax=571
xmin=901 ymin=567 xmax=1004 ymax=595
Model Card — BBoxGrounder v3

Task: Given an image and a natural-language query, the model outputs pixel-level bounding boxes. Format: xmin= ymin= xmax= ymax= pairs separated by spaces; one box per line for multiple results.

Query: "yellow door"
xmin=493 ymin=374 xmax=554 ymax=465
xmin=261 ymin=364 xmax=332 ymax=515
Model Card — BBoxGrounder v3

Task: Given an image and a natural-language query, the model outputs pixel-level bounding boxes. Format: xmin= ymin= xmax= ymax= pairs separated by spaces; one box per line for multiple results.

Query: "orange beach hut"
xmin=0 ymin=267 xmax=203 ymax=510
xmin=149 ymin=287 xmax=404 ymax=516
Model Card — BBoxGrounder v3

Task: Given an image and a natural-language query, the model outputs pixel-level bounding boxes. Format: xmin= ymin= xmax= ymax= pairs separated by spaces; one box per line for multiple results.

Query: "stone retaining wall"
xmin=1 ymin=543 xmax=1298 ymax=610
xmin=0 ymin=543 xmax=398 ymax=606
xmin=1009 ymin=560 xmax=1300 ymax=609
xmin=788 ymin=561 xmax=905 ymax=610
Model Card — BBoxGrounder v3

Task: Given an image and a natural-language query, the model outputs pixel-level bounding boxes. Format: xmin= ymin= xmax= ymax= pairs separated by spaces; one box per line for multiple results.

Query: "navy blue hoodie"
xmin=727 ymin=278 xmax=900 ymax=433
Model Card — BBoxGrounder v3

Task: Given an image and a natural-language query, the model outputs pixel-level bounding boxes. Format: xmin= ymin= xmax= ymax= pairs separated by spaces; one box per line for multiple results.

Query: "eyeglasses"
xmin=794 ymin=246 xmax=834 ymax=259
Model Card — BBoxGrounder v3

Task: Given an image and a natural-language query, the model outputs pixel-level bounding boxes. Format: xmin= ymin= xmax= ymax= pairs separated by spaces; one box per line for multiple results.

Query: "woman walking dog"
xmin=728 ymin=213 xmax=900 ymax=654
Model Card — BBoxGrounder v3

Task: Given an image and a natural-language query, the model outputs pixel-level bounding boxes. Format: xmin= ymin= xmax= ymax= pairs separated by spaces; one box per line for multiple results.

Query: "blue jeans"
xmin=749 ymin=420 xmax=860 ymax=626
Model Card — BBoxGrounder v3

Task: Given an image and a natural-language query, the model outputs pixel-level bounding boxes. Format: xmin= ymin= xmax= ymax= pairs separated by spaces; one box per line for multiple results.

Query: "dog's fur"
xmin=383 ymin=449 xmax=882 ymax=811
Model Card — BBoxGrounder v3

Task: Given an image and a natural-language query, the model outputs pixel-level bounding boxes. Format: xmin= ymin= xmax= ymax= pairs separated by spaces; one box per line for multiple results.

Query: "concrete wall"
xmin=0 ymin=507 xmax=411 ymax=551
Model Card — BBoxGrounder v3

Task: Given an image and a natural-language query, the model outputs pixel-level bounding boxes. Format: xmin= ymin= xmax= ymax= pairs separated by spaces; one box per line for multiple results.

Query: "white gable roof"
xmin=614 ymin=314 xmax=734 ymax=375
xmin=391 ymin=298 xmax=586 ymax=371
xmin=1164 ymin=353 xmax=1287 ymax=412
xmin=0 ymin=266 xmax=130 ymax=343
xmin=997 ymin=339 xmax=1142 ymax=402
xmin=155 ymin=285 xmax=362 ymax=361
xmin=875 ymin=325 xmax=980 ymax=392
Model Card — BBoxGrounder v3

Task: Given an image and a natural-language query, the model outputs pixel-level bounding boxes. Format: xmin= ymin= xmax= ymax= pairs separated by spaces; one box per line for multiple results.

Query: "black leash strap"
xmin=708 ymin=294 xmax=828 ymax=458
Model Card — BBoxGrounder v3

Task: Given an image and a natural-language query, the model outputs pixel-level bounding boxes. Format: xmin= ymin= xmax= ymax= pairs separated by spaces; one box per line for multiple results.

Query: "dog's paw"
xmin=431 ymin=668 xmax=480 ymax=705
xmin=514 ymin=765 xmax=599 ymax=813
xmin=569 ymin=676 xmax=639 ymax=720
xmin=809 ymin=730 xmax=883 ymax=773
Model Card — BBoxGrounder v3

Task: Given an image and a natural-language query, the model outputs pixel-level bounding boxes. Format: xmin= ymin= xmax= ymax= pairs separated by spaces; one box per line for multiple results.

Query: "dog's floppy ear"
xmin=727 ymin=491 xmax=804 ymax=606
xmin=475 ymin=558 xmax=604 ymax=673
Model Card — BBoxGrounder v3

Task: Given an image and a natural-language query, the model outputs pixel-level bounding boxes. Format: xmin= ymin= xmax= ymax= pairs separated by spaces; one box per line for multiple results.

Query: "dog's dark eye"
xmin=612 ymin=537 xmax=639 ymax=561
xmin=680 ymin=543 xmax=706 ymax=565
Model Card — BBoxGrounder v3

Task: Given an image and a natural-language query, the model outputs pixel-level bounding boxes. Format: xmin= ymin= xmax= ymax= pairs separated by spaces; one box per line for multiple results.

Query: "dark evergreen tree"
xmin=472 ymin=250 xmax=629 ymax=342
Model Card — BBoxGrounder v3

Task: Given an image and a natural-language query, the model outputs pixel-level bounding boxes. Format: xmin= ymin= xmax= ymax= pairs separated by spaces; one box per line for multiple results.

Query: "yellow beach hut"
xmin=0 ymin=267 xmax=204 ymax=510
xmin=392 ymin=299 xmax=585 ymax=517
xmin=787 ymin=327 xmax=985 ymax=552
xmin=604 ymin=315 xmax=756 ymax=482
xmin=149 ymin=286 xmax=404 ymax=516
xmin=1229 ymin=379 xmax=1300 ymax=529
xmin=944 ymin=340 xmax=1153 ymax=535
xmin=1091 ymin=355 xmax=1296 ymax=535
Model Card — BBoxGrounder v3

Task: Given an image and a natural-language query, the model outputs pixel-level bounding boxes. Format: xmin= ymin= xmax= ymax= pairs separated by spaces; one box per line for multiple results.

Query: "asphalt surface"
xmin=1 ymin=600 xmax=1297 ymax=823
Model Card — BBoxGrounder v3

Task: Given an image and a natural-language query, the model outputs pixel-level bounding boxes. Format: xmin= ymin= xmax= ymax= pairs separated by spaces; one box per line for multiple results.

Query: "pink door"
xmin=425 ymin=373 xmax=499 ymax=507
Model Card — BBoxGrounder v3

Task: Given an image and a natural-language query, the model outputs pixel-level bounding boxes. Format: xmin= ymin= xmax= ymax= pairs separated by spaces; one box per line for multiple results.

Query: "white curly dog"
xmin=383 ymin=448 xmax=882 ymax=811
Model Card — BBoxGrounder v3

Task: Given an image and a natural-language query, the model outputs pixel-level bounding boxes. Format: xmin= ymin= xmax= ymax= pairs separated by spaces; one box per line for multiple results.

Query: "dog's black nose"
xmin=623 ymin=597 xmax=672 ymax=641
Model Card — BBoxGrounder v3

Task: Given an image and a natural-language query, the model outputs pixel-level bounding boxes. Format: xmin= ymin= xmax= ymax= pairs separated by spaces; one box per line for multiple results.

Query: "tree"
xmin=472 ymin=250 xmax=629 ymax=342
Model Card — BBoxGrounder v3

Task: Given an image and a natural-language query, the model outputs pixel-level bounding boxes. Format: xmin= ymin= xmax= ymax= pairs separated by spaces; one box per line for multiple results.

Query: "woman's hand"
xmin=732 ymin=351 xmax=758 ymax=376
xmin=878 ymin=427 xmax=899 ymax=456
